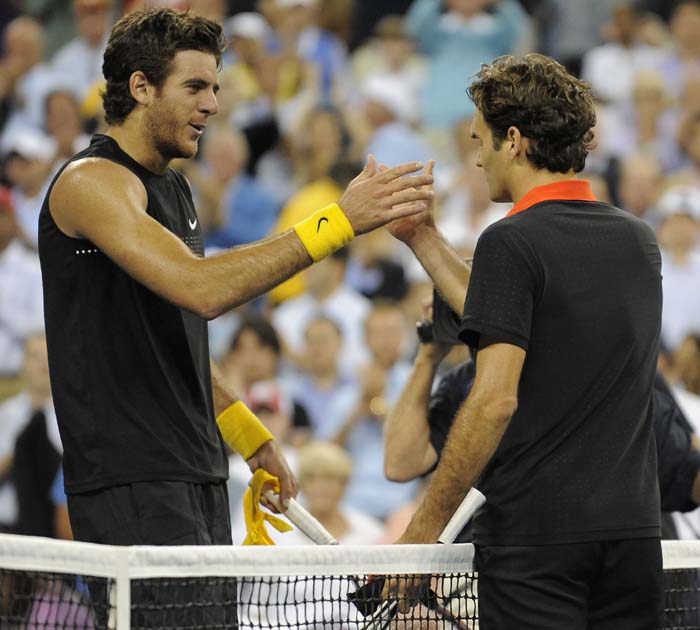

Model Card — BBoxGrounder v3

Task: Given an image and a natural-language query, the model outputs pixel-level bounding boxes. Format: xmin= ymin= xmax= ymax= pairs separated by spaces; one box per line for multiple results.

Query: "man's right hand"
xmin=384 ymin=160 xmax=437 ymax=246
xmin=337 ymin=155 xmax=434 ymax=235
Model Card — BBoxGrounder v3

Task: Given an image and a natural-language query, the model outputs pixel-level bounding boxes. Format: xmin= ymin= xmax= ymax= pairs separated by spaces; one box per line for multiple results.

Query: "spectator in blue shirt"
xmin=185 ymin=126 xmax=281 ymax=249
xmin=406 ymin=0 xmax=528 ymax=130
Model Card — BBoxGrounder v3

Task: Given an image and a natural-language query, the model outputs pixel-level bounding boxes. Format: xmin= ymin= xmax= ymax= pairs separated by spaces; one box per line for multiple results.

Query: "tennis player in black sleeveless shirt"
xmin=385 ymin=54 xmax=664 ymax=629
xmin=38 ymin=7 xmax=433 ymax=555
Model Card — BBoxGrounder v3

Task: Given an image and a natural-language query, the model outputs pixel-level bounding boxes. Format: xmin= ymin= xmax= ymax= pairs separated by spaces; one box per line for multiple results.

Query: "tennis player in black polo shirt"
xmin=38 ymin=7 xmax=433 ymax=547
xmin=386 ymin=53 xmax=664 ymax=629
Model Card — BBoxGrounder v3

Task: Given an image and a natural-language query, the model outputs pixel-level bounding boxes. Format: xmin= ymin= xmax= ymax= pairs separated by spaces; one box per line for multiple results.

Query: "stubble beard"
xmin=146 ymin=105 xmax=197 ymax=164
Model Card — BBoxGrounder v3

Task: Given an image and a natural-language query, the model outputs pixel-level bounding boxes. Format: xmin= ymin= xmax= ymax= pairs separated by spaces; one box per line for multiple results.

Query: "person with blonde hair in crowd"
xmin=284 ymin=440 xmax=384 ymax=545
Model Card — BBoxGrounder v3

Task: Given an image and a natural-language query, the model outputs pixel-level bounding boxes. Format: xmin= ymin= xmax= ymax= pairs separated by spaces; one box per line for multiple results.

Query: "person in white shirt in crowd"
xmin=660 ymin=1 xmax=700 ymax=102
xmin=289 ymin=440 xmax=384 ymax=544
xmin=50 ymin=0 xmax=113 ymax=102
xmin=351 ymin=15 xmax=427 ymax=129
xmin=273 ymin=247 xmax=371 ymax=373
xmin=0 ymin=187 xmax=44 ymax=397
xmin=361 ymin=73 xmax=433 ymax=172
xmin=330 ymin=301 xmax=418 ymax=520
xmin=654 ymin=186 xmax=700 ymax=351
xmin=604 ymin=70 xmax=685 ymax=172
xmin=44 ymin=90 xmax=91 ymax=163
xmin=616 ymin=152 xmax=665 ymax=221
xmin=0 ymin=333 xmax=61 ymax=536
xmin=3 ymin=128 xmax=56 ymax=249
xmin=0 ymin=16 xmax=59 ymax=144
xmin=581 ymin=4 xmax=667 ymax=110
xmin=288 ymin=315 xmax=359 ymax=439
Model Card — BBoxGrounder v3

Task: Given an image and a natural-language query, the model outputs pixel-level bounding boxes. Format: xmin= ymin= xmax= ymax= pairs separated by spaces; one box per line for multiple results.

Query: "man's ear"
xmin=129 ymin=71 xmax=153 ymax=106
xmin=506 ymin=125 xmax=529 ymax=161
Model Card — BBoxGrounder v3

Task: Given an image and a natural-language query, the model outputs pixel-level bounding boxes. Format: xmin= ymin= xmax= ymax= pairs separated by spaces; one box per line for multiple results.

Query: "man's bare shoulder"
xmin=54 ymin=157 xmax=146 ymax=200
xmin=50 ymin=158 xmax=148 ymax=238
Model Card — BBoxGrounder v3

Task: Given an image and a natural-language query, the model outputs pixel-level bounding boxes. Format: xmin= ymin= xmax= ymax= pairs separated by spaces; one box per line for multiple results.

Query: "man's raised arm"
xmin=49 ymin=155 xmax=433 ymax=320
xmin=385 ymin=161 xmax=471 ymax=315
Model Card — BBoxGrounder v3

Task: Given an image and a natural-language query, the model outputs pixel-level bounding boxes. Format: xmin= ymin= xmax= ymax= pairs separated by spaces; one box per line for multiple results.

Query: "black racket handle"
xmin=348 ymin=577 xmax=438 ymax=617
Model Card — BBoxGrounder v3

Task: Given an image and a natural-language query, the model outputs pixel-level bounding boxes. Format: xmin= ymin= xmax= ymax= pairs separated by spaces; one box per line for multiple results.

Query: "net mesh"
xmin=1 ymin=535 xmax=700 ymax=630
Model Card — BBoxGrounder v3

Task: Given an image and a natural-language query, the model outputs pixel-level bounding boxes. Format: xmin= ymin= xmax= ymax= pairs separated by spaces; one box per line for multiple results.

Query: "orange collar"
xmin=506 ymin=180 xmax=597 ymax=217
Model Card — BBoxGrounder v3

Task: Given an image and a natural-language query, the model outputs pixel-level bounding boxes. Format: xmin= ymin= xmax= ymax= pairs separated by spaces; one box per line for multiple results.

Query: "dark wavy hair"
xmin=102 ymin=9 xmax=225 ymax=126
xmin=467 ymin=53 xmax=596 ymax=174
xmin=230 ymin=314 xmax=281 ymax=356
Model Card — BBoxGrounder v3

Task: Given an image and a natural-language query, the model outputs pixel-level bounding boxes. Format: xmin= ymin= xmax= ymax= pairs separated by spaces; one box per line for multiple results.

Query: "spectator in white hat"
xmin=654 ymin=185 xmax=700 ymax=351
xmin=3 ymin=128 xmax=56 ymax=249
xmin=361 ymin=74 xmax=434 ymax=171
xmin=351 ymin=14 xmax=427 ymax=121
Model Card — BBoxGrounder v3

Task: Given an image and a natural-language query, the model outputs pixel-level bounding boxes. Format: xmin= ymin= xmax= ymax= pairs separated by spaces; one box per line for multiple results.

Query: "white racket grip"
xmin=437 ymin=487 xmax=486 ymax=544
xmin=263 ymin=490 xmax=339 ymax=545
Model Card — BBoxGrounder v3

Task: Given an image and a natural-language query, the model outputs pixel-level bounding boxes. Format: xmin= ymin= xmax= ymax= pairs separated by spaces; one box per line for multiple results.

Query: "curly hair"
xmin=102 ymin=9 xmax=226 ymax=126
xmin=467 ymin=53 xmax=596 ymax=174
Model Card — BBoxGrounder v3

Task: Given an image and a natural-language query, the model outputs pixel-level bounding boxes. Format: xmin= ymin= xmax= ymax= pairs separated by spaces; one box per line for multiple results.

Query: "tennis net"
xmin=1 ymin=534 xmax=699 ymax=629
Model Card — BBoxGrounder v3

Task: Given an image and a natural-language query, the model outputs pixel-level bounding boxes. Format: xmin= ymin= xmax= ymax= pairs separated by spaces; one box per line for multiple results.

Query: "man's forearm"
xmin=210 ymin=360 xmax=238 ymax=417
xmin=402 ymin=392 xmax=514 ymax=542
xmin=190 ymin=231 xmax=313 ymax=319
xmin=408 ymin=228 xmax=470 ymax=315
xmin=384 ymin=352 xmax=439 ymax=481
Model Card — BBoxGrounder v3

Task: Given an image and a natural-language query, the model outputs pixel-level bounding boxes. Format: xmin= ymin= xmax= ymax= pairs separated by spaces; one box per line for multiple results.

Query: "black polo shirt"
xmin=459 ymin=180 xmax=663 ymax=546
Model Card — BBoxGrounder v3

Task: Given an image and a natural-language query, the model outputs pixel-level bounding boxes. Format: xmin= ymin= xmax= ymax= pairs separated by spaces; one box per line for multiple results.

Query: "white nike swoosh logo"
xmin=188 ymin=218 xmax=198 ymax=230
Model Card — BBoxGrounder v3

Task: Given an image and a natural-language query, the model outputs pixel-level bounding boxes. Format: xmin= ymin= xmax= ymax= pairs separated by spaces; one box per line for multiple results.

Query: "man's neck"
xmin=107 ymin=123 xmax=170 ymax=174
xmin=508 ymin=169 xmax=578 ymax=207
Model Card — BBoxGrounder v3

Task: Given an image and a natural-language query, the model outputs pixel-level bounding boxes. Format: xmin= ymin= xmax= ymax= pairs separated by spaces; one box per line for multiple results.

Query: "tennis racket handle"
xmin=263 ymin=490 xmax=339 ymax=545
xmin=437 ymin=487 xmax=486 ymax=544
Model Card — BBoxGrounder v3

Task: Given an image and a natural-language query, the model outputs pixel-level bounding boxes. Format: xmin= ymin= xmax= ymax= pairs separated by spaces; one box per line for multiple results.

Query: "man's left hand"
xmin=246 ymin=440 xmax=298 ymax=512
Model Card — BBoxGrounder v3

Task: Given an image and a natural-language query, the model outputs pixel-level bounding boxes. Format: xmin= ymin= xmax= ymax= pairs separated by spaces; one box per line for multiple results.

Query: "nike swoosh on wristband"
xmin=316 ymin=217 xmax=329 ymax=232
xmin=189 ymin=218 xmax=198 ymax=230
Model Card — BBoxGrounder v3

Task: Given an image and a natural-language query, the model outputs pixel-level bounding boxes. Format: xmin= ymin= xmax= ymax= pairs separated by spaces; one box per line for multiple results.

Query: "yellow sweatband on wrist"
xmin=216 ymin=401 xmax=273 ymax=460
xmin=293 ymin=203 xmax=355 ymax=262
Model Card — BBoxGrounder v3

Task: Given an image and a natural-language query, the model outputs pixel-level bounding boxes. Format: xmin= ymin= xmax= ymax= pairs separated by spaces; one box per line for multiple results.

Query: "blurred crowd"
xmin=1 ymin=0 xmax=700 ymax=547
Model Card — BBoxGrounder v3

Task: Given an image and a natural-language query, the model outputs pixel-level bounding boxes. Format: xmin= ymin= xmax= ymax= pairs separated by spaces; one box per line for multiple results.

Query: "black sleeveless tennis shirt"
xmin=39 ymin=134 xmax=228 ymax=494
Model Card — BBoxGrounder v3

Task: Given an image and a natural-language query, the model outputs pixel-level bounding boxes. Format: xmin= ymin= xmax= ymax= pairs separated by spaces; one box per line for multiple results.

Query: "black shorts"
xmin=68 ymin=479 xmax=232 ymax=546
xmin=475 ymin=538 xmax=664 ymax=630
xmin=68 ymin=480 xmax=236 ymax=629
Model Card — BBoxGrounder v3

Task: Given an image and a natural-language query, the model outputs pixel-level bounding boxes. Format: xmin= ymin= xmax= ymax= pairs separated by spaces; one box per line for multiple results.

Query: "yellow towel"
xmin=242 ymin=469 xmax=294 ymax=545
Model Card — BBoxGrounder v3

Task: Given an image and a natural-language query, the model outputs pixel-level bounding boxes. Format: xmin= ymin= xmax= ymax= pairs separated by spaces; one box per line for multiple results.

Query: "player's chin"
xmin=488 ymin=187 xmax=510 ymax=204
xmin=178 ymin=139 xmax=200 ymax=160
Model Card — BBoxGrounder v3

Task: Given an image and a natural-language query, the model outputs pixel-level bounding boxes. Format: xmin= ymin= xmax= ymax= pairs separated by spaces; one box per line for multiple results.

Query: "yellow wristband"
xmin=216 ymin=401 xmax=273 ymax=460
xmin=293 ymin=203 xmax=355 ymax=262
